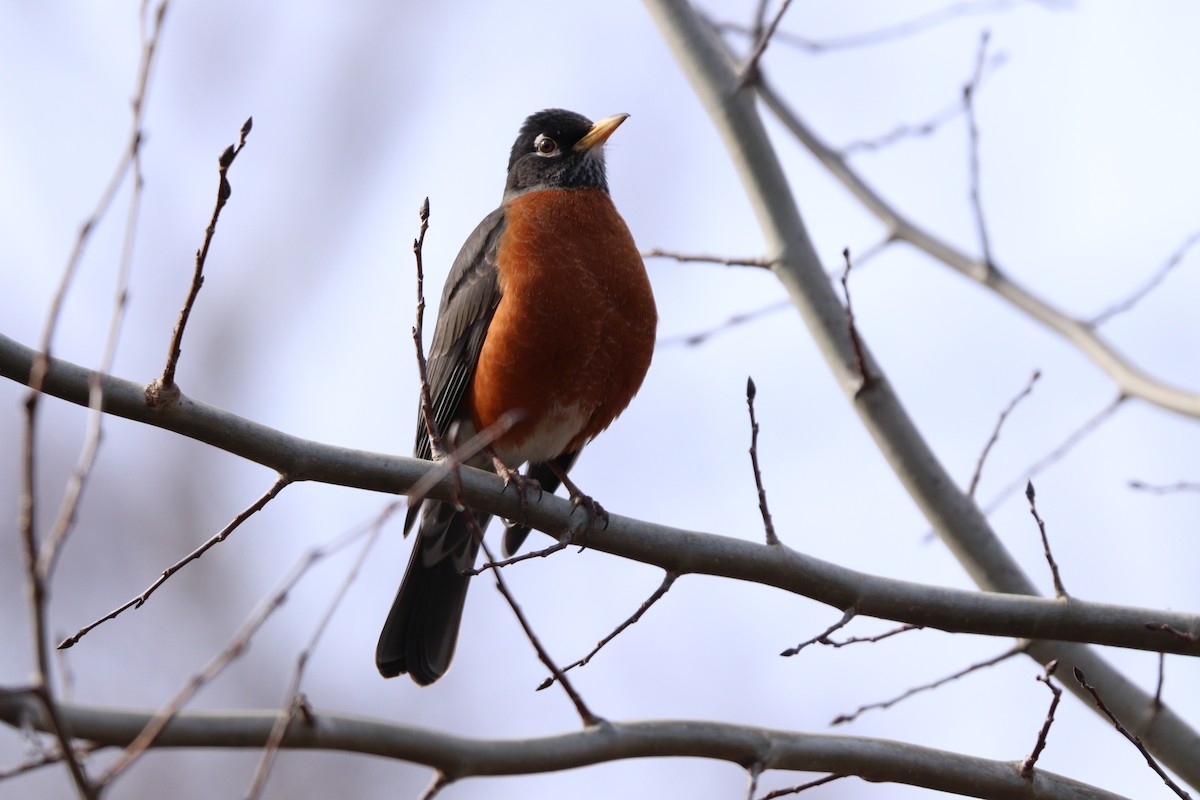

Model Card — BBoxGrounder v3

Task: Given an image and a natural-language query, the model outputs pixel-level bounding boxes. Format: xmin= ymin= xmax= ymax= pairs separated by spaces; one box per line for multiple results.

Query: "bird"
xmin=376 ymin=109 xmax=657 ymax=685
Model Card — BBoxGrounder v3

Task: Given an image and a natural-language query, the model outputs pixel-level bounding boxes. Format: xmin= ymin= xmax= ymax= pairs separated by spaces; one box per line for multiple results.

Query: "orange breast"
xmin=469 ymin=188 xmax=657 ymax=465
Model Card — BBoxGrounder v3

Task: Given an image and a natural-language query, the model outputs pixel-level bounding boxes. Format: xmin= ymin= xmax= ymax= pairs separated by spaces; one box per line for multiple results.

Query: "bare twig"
xmin=1128 ymin=480 xmax=1200 ymax=495
xmin=1073 ymin=667 xmax=1193 ymax=800
xmin=979 ymin=394 xmax=1126 ymax=515
xmin=1144 ymin=623 xmax=1199 ymax=644
xmin=405 ymin=413 xmax=522 ymax=514
xmin=1025 ymin=481 xmax=1068 ymax=598
xmin=417 ymin=772 xmax=452 ymax=800
xmin=757 ymin=70 xmax=1200 ymax=419
xmin=642 ymin=247 xmax=772 ymax=268
xmin=839 ymin=248 xmax=870 ymax=392
xmin=97 ymin=518 xmax=378 ymax=787
xmin=411 ymin=197 xmax=444 ymax=459
xmin=717 ymin=1 xmax=1040 ymax=53
xmin=473 ymin=536 xmax=571 ymax=574
xmin=476 ymin=529 xmax=601 ymax=726
xmin=832 ymin=642 xmax=1027 ymax=725
xmin=967 ymin=370 xmax=1040 ymax=498
xmin=964 ymin=31 xmax=995 ymax=271
xmin=58 ymin=474 xmax=293 ymax=649
xmin=538 ymin=572 xmax=679 ymax=691
xmin=656 ymin=300 xmax=791 ymax=349
xmin=820 ymin=623 xmax=921 ymax=649
xmin=244 ymin=502 xmax=398 ymax=799
xmin=758 ymin=773 xmax=846 ymax=799
xmin=738 ymin=0 xmax=795 ymax=83
xmin=1020 ymin=660 xmax=1061 ymax=778
xmin=1091 ymin=228 xmax=1200 ymax=326
xmin=746 ymin=377 xmax=780 ymax=545
xmin=781 ymin=608 xmax=855 ymax=657
xmin=18 ymin=5 xmax=171 ymax=796
xmin=1154 ymin=653 xmax=1165 ymax=709
xmin=745 ymin=761 xmax=763 ymax=800
xmin=841 ymin=51 xmax=1007 ymax=155
xmin=146 ymin=115 xmax=253 ymax=408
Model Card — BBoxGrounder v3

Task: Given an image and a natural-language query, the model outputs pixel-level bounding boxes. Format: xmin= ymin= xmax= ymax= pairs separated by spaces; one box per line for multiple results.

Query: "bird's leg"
xmin=490 ymin=452 xmax=543 ymax=523
xmin=545 ymin=460 xmax=609 ymax=548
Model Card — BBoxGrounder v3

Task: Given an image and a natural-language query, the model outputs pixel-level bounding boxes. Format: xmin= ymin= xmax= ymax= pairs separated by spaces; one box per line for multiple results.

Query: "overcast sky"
xmin=2 ymin=2 xmax=1198 ymax=798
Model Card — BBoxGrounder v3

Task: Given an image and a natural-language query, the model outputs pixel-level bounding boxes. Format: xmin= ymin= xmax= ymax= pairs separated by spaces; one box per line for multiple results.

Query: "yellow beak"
xmin=573 ymin=113 xmax=630 ymax=152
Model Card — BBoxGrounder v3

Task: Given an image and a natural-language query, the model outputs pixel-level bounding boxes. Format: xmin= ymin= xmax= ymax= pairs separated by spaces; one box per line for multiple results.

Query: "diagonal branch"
xmin=640 ymin=0 xmax=1200 ymax=787
xmin=754 ymin=77 xmax=1200 ymax=420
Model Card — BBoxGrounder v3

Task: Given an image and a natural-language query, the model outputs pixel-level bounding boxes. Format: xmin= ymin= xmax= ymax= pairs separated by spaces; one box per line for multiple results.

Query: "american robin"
xmin=376 ymin=109 xmax=657 ymax=684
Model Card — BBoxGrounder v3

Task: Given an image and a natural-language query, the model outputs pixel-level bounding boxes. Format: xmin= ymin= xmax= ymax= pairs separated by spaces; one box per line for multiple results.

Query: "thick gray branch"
xmin=0 ymin=689 xmax=1129 ymax=800
xmin=2 ymin=332 xmax=1198 ymax=658
xmin=641 ymin=0 xmax=1200 ymax=788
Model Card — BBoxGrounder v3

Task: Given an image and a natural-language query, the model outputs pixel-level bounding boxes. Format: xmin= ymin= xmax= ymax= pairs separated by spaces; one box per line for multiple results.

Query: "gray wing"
xmin=404 ymin=207 xmax=505 ymax=532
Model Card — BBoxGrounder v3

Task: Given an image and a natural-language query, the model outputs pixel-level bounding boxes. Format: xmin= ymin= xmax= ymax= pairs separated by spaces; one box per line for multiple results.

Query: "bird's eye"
xmin=534 ymin=134 xmax=558 ymax=156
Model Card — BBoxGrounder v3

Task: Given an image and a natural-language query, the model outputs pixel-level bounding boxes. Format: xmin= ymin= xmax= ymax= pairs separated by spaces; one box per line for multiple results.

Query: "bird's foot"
xmin=492 ymin=455 xmax=543 ymax=523
xmin=547 ymin=461 xmax=609 ymax=550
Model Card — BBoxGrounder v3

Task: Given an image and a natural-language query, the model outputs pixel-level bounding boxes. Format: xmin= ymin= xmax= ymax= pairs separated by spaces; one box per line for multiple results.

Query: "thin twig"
xmin=1091 ymin=228 xmax=1200 ymax=326
xmin=417 ymin=772 xmax=452 ymax=800
xmin=642 ymin=247 xmax=772 ymax=268
xmin=37 ymin=41 xmax=155 ymax=582
xmin=0 ymin=741 xmax=103 ymax=781
xmin=757 ymin=66 xmax=1200 ymax=419
xmin=979 ymin=394 xmax=1126 ymax=516
xmin=97 ymin=518 xmax=378 ymax=787
xmin=18 ymin=5 xmax=171 ymax=796
xmin=477 ymin=527 xmax=601 ymax=726
xmin=964 ymin=31 xmax=995 ymax=272
xmin=1073 ymin=667 xmax=1193 ymax=799
xmin=1154 ymin=653 xmax=1165 ymax=709
xmin=146 ymin=115 xmax=253 ymax=408
xmin=1020 ymin=660 xmax=1061 ymax=778
xmin=746 ymin=377 xmax=780 ymax=545
xmin=758 ymin=774 xmax=846 ymax=799
xmin=1144 ymin=623 xmax=1199 ymax=643
xmin=832 ymin=642 xmax=1027 ymax=725
xmin=538 ymin=572 xmax=679 ymax=691
xmin=405 ymin=413 xmax=522 ymax=513
xmin=841 ymin=52 xmax=1006 ymax=155
xmin=717 ymin=1 xmax=1035 ymax=53
xmin=1128 ymin=480 xmax=1200 ymax=495
xmin=781 ymin=608 xmax=855 ymax=657
xmin=820 ymin=623 xmax=921 ymax=649
xmin=1025 ymin=481 xmax=1068 ymax=598
xmin=745 ymin=761 xmax=763 ymax=800
xmin=244 ymin=501 xmax=399 ymax=800
xmin=656 ymin=300 xmax=791 ymax=349
xmin=738 ymin=0 xmax=795 ymax=83
xmin=967 ymin=370 xmax=1040 ymax=498
xmin=411 ymin=197 xmax=444 ymax=459
xmin=58 ymin=475 xmax=293 ymax=649
xmin=472 ymin=536 xmax=571 ymax=575
xmin=840 ymin=248 xmax=870 ymax=393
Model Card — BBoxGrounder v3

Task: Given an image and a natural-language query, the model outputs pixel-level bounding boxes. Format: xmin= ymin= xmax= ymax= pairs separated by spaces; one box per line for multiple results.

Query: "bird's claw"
xmin=494 ymin=459 xmax=543 ymax=523
xmin=568 ymin=491 xmax=608 ymax=551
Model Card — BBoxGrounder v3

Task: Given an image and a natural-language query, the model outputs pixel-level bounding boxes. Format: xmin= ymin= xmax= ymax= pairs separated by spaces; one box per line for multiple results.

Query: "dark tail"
xmin=376 ymin=502 xmax=487 ymax=684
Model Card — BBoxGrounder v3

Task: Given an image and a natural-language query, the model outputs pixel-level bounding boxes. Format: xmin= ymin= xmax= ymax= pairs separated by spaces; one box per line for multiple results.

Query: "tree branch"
xmin=0 ymin=689 xmax=1132 ymax=800
xmin=2 ymin=333 xmax=1198 ymax=659
xmin=639 ymin=0 xmax=1200 ymax=787
xmin=755 ymin=75 xmax=1200 ymax=420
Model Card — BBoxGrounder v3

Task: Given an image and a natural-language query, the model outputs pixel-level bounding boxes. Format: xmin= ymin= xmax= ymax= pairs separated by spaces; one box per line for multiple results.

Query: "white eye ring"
xmin=534 ymin=134 xmax=558 ymax=156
